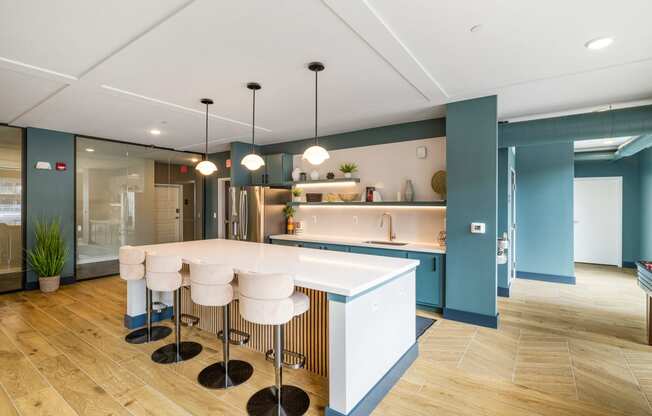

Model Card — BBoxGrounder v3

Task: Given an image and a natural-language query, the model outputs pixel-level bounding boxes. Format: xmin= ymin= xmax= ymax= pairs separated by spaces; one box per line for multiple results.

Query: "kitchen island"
xmin=125 ymin=238 xmax=419 ymax=416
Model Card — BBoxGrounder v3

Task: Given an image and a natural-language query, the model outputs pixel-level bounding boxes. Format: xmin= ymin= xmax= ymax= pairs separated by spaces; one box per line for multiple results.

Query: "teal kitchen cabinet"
xmin=251 ymin=153 xmax=293 ymax=185
xmin=407 ymin=252 xmax=444 ymax=309
xmin=348 ymin=246 xmax=408 ymax=258
xmin=270 ymin=239 xmax=303 ymax=247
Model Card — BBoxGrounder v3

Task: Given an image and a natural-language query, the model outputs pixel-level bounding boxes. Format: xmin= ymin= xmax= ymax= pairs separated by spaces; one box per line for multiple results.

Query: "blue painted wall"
xmin=25 ymin=128 xmax=75 ymax=284
xmin=498 ymin=147 xmax=515 ymax=293
xmin=516 ymin=142 xmax=575 ymax=279
xmin=641 ymin=148 xmax=652 ymax=260
xmin=575 ymin=155 xmax=641 ymax=266
xmin=444 ymin=96 xmax=498 ymax=326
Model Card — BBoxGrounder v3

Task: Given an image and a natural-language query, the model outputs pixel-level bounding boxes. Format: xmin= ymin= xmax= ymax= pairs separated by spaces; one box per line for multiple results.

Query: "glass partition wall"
xmin=75 ymin=137 xmax=203 ymax=279
xmin=0 ymin=126 xmax=24 ymax=293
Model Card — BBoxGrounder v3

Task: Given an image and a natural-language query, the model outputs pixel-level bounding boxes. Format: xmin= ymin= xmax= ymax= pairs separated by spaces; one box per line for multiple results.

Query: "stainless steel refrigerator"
xmin=226 ymin=186 xmax=290 ymax=242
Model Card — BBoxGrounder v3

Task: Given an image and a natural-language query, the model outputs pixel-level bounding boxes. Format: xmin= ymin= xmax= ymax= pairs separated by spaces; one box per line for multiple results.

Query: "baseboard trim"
xmin=443 ymin=307 xmax=499 ymax=329
xmin=325 ymin=342 xmax=418 ymax=416
xmin=516 ymin=271 xmax=576 ymax=285
xmin=123 ymin=307 xmax=173 ymax=329
xmin=497 ymin=286 xmax=510 ymax=297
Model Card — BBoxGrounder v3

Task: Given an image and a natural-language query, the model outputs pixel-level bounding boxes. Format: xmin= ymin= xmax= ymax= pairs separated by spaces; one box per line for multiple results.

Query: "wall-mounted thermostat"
xmin=416 ymin=146 xmax=427 ymax=159
xmin=35 ymin=161 xmax=52 ymax=170
xmin=471 ymin=222 xmax=486 ymax=234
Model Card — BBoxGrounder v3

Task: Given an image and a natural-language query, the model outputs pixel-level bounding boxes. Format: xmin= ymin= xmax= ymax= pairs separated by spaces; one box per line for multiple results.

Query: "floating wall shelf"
xmin=293 ymin=178 xmax=360 ymax=186
xmin=288 ymin=201 xmax=446 ymax=208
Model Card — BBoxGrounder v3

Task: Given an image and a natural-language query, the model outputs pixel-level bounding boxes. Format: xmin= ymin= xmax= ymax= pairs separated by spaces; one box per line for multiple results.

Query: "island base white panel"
xmin=328 ymin=270 xmax=416 ymax=415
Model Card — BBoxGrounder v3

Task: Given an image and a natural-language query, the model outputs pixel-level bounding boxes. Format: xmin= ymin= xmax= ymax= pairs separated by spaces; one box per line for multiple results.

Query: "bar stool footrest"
xmin=180 ymin=313 xmax=200 ymax=327
xmin=265 ymin=349 xmax=306 ymax=369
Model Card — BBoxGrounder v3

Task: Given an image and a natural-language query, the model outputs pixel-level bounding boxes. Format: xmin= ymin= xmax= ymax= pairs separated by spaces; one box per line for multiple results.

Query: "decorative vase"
xmin=292 ymin=168 xmax=302 ymax=181
xmin=39 ymin=275 xmax=60 ymax=293
xmin=326 ymin=172 xmax=335 ymax=180
xmin=310 ymin=170 xmax=319 ymax=181
xmin=287 ymin=217 xmax=295 ymax=234
xmin=344 ymin=172 xmax=352 ymax=179
xmin=299 ymin=172 xmax=307 ymax=181
xmin=404 ymin=179 xmax=415 ymax=202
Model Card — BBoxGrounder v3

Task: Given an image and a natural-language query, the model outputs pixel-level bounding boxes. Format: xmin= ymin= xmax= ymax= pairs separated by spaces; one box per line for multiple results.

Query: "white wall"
xmin=292 ymin=138 xmax=446 ymax=243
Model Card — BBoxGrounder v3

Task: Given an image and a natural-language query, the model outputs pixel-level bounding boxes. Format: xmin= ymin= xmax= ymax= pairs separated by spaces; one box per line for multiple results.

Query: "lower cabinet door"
xmin=349 ymin=246 xmax=408 ymax=258
xmin=408 ymin=252 xmax=443 ymax=308
xmin=322 ymin=243 xmax=349 ymax=252
xmin=271 ymin=239 xmax=303 ymax=247
xmin=300 ymin=242 xmax=322 ymax=249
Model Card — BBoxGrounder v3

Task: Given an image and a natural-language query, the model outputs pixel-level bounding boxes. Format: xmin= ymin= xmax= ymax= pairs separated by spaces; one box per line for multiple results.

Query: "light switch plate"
xmin=416 ymin=146 xmax=427 ymax=159
xmin=471 ymin=222 xmax=486 ymax=234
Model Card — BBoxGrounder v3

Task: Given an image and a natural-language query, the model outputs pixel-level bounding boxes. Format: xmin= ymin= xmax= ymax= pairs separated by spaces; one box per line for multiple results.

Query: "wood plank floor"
xmin=0 ymin=263 xmax=650 ymax=415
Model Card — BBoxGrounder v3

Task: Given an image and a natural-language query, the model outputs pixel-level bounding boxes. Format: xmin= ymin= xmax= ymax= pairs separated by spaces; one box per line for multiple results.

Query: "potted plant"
xmin=27 ymin=217 xmax=68 ymax=293
xmin=283 ymin=205 xmax=296 ymax=234
xmin=291 ymin=187 xmax=304 ymax=202
xmin=339 ymin=162 xmax=358 ymax=179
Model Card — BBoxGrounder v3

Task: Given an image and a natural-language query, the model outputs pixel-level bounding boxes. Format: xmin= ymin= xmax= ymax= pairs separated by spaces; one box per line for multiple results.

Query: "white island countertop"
xmin=136 ymin=238 xmax=419 ymax=297
xmin=269 ymin=233 xmax=446 ymax=254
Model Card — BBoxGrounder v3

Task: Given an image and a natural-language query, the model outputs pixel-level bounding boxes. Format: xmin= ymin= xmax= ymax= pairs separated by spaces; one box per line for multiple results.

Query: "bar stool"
xmin=238 ymin=271 xmax=310 ymax=416
xmin=190 ymin=261 xmax=253 ymax=389
xmin=147 ymin=253 xmax=203 ymax=364
xmin=119 ymin=246 xmax=171 ymax=344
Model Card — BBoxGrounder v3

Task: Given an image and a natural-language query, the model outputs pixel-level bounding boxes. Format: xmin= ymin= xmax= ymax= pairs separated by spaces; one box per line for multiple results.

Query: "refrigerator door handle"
xmin=239 ymin=189 xmax=248 ymax=240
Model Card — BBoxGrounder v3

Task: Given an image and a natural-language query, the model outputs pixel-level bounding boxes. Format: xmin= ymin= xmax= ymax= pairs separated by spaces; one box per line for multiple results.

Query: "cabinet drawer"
xmin=349 ymin=246 xmax=408 ymax=258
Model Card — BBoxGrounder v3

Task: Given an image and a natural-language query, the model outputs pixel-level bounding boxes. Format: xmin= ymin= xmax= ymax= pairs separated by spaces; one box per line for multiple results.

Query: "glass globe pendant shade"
xmin=195 ymin=160 xmax=218 ymax=176
xmin=302 ymin=144 xmax=330 ymax=165
xmin=241 ymin=153 xmax=265 ymax=171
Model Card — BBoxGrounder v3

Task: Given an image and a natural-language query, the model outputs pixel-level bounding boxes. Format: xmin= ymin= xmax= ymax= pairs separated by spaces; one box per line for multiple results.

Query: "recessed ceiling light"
xmin=470 ymin=24 xmax=482 ymax=33
xmin=149 ymin=129 xmax=161 ymax=136
xmin=585 ymin=37 xmax=613 ymax=50
xmin=85 ymin=148 xmax=94 ymax=152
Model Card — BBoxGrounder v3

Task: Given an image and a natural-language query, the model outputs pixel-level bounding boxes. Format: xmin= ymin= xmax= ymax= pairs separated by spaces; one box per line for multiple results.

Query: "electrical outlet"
xmin=312 ymin=215 xmax=317 ymax=224
xmin=352 ymin=216 xmax=358 ymax=225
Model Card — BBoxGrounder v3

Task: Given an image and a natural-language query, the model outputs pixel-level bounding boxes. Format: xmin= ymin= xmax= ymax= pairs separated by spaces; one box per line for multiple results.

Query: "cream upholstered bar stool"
xmin=146 ymin=253 xmax=203 ymax=364
xmin=238 ymin=271 xmax=310 ymax=416
xmin=189 ymin=261 xmax=253 ymax=388
xmin=119 ymin=246 xmax=171 ymax=344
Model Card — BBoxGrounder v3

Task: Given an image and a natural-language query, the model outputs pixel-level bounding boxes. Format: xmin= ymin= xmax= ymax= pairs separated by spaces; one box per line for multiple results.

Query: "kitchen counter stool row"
xmin=118 ymin=246 xmax=311 ymax=416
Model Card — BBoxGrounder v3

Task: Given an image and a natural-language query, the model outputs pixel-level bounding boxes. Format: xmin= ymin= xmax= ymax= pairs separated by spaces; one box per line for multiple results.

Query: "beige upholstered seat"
xmin=237 ymin=271 xmax=309 ymax=325
xmin=145 ymin=253 xmax=182 ymax=292
xmin=189 ymin=261 xmax=235 ymax=307
xmin=119 ymin=246 xmax=145 ymax=281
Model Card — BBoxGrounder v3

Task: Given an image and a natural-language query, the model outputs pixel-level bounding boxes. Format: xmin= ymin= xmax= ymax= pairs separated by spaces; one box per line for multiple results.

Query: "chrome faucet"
xmin=380 ymin=212 xmax=396 ymax=241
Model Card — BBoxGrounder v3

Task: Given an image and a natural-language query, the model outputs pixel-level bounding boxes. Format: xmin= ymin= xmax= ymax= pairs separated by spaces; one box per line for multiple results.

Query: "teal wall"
xmin=204 ymin=151 xmax=231 ymax=238
xmin=25 ymin=128 xmax=75 ymax=284
xmin=230 ymin=142 xmax=256 ymax=186
xmin=574 ymin=155 xmax=641 ymax=266
xmin=444 ymin=96 xmax=498 ymax=326
xmin=260 ymin=118 xmax=445 ymax=155
xmin=498 ymin=147 xmax=515 ymax=293
xmin=516 ymin=142 xmax=575 ymax=279
xmin=641 ymin=148 xmax=652 ymax=260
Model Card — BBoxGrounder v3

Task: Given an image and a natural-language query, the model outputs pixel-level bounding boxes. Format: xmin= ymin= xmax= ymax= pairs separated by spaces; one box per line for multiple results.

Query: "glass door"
xmin=0 ymin=126 xmax=24 ymax=292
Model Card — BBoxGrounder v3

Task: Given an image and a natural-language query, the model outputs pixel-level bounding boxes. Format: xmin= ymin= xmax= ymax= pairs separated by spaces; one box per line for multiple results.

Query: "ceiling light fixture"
xmin=585 ymin=37 xmax=613 ymax=50
xmin=149 ymin=129 xmax=161 ymax=136
xmin=85 ymin=148 xmax=95 ymax=152
xmin=470 ymin=24 xmax=482 ymax=33
xmin=302 ymin=62 xmax=330 ymax=165
xmin=241 ymin=82 xmax=266 ymax=171
xmin=195 ymin=98 xmax=218 ymax=176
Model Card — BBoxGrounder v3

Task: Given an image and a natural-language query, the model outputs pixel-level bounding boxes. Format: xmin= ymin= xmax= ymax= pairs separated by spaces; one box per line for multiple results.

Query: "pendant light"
xmin=302 ymin=62 xmax=330 ymax=165
xmin=195 ymin=98 xmax=218 ymax=175
xmin=241 ymin=82 xmax=266 ymax=171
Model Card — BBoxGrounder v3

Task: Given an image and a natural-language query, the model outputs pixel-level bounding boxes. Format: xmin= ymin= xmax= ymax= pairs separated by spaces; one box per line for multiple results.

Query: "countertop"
xmin=269 ymin=234 xmax=446 ymax=254
xmin=135 ymin=239 xmax=419 ymax=297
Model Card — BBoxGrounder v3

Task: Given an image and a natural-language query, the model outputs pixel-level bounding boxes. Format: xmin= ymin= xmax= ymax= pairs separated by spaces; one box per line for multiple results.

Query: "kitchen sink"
xmin=363 ymin=240 xmax=408 ymax=246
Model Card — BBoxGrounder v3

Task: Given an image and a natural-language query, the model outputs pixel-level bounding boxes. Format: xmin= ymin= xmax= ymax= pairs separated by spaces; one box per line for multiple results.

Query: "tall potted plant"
xmin=283 ymin=205 xmax=296 ymax=234
xmin=27 ymin=217 xmax=68 ymax=293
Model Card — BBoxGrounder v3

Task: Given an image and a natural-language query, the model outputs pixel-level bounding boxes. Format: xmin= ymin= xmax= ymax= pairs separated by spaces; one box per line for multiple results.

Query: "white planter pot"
xmin=344 ymin=172 xmax=352 ymax=178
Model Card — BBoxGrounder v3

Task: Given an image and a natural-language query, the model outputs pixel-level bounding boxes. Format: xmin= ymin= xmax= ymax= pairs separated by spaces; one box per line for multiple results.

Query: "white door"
xmin=573 ymin=177 xmax=622 ymax=266
xmin=155 ymin=185 xmax=182 ymax=243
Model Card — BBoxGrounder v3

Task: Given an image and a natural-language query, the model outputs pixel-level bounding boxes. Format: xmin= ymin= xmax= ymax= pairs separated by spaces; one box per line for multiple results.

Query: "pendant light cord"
xmin=314 ymin=69 xmax=319 ymax=145
xmin=204 ymin=102 xmax=209 ymax=160
xmin=252 ymin=89 xmax=256 ymax=152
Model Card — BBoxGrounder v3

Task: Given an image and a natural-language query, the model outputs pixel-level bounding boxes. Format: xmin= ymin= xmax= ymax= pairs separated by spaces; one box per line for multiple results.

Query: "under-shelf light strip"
xmin=294 ymin=181 xmax=357 ymax=188
xmin=296 ymin=205 xmax=445 ymax=210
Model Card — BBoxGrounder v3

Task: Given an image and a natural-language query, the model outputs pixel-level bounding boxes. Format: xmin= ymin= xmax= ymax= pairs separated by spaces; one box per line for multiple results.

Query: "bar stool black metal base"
xmin=247 ymin=385 xmax=310 ymax=416
xmin=125 ymin=325 xmax=172 ymax=344
xmin=151 ymin=341 xmax=202 ymax=364
xmin=198 ymin=360 xmax=253 ymax=389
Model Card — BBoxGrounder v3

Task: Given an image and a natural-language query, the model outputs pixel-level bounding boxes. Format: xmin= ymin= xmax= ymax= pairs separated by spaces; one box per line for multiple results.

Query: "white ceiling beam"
xmin=321 ymin=0 xmax=448 ymax=103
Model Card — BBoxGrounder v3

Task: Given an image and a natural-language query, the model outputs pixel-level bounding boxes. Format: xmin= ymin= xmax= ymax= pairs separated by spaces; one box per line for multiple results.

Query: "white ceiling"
xmin=1 ymin=0 xmax=651 ymax=152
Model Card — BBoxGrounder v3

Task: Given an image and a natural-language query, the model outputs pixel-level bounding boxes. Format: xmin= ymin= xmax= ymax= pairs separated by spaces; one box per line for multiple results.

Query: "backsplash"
xmin=291 ymin=137 xmax=446 ymax=243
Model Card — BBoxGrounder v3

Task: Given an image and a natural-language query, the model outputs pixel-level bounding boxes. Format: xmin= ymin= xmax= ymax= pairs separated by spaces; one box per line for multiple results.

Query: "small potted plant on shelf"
xmin=339 ymin=162 xmax=358 ymax=179
xmin=291 ymin=187 xmax=304 ymax=202
xmin=283 ymin=206 xmax=296 ymax=234
xmin=27 ymin=217 xmax=68 ymax=293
